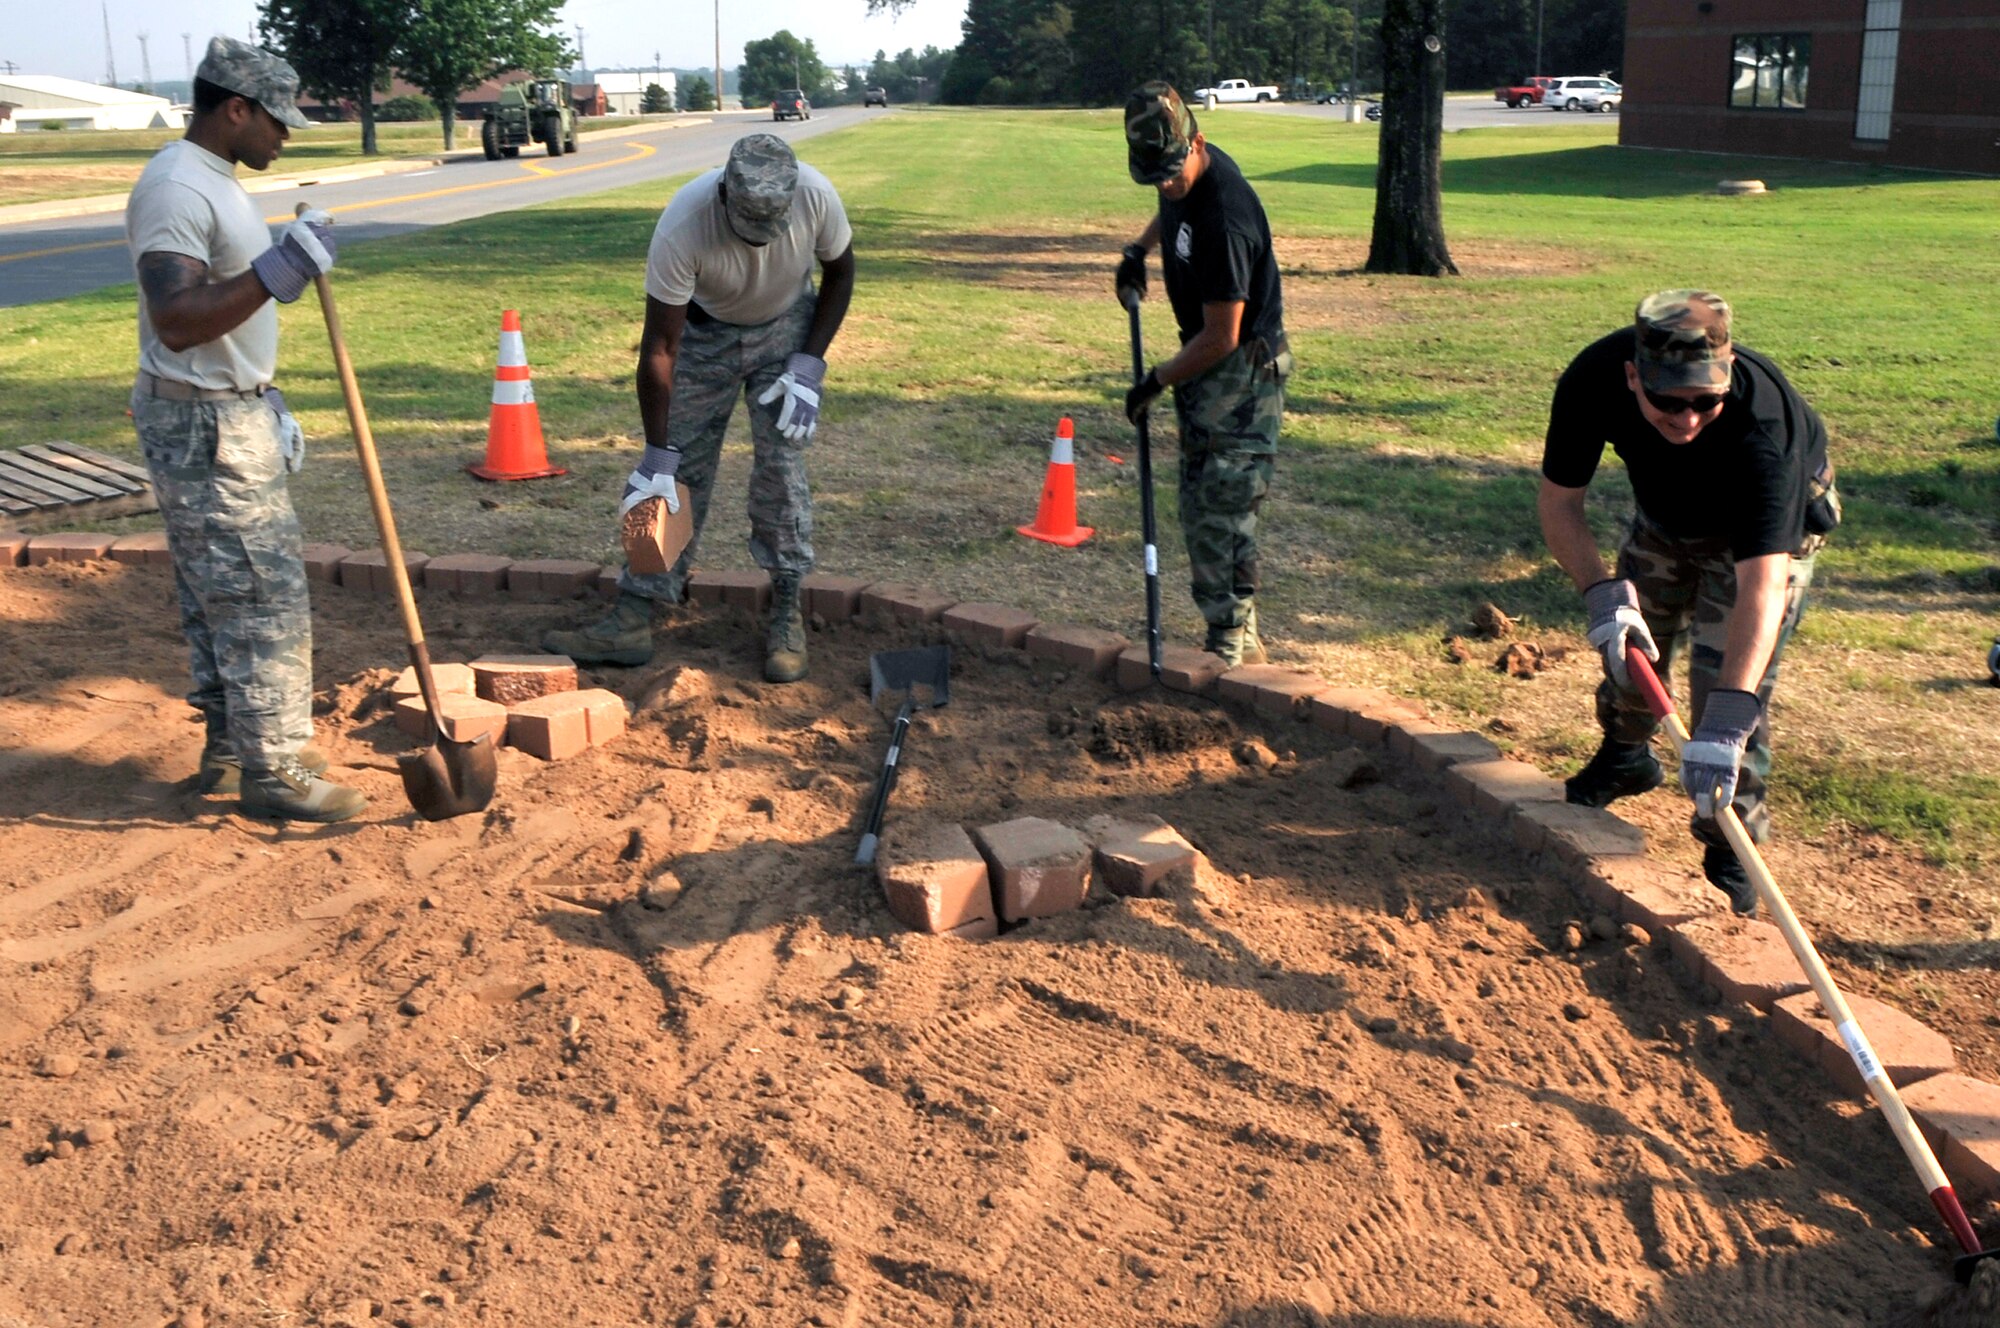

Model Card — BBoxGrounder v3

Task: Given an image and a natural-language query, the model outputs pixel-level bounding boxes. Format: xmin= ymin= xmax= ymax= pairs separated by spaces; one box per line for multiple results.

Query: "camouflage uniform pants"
xmin=1172 ymin=338 xmax=1287 ymax=629
xmin=619 ymin=291 xmax=817 ymax=604
xmin=132 ymin=388 xmax=313 ymax=774
xmin=1598 ymin=515 xmax=1819 ymax=846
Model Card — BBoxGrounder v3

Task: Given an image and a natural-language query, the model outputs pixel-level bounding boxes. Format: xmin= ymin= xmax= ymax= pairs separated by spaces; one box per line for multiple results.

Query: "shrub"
xmin=378 ymin=94 xmax=437 ymax=122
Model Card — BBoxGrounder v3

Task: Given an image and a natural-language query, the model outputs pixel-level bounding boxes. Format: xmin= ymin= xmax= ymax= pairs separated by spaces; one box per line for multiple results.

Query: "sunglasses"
xmin=1642 ymin=386 xmax=1728 ymax=416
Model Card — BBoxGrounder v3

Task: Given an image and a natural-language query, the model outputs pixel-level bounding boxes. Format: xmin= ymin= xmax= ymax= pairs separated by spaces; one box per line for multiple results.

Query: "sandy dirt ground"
xmin=2 ymin=560 xmax=1997 ymax=1328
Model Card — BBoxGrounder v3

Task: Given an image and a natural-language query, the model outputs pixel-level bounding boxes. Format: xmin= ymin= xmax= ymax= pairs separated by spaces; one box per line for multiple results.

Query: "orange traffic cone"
xmin=1017 ymin=417 xmax=1094 ymax=546
xmin=468 ymin=310 xmax=566 ymax=482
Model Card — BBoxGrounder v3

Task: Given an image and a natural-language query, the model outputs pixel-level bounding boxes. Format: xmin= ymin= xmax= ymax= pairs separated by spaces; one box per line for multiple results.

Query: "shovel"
xmin=303 ymin=207 xmax=497 ymax=821
xmin=1121 ymin=294 xmax=1163 ymax=681
xmin=854 ymin=645 xmax=952 ymax=866
xmin=1629 ymin=648 xmax=1999 ymax=1284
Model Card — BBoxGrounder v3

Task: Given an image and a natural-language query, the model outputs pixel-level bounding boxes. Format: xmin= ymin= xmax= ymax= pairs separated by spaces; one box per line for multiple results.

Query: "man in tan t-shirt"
xmin=545 ymin=133 xmax=856 ymax=682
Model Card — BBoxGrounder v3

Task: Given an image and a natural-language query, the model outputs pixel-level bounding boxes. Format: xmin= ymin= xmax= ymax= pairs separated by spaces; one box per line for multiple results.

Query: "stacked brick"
xmin=387 ymin=654 xmax=625 ymax=762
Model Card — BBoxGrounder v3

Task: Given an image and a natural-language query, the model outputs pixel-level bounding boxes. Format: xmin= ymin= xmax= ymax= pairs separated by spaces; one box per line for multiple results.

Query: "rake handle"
xmin=1627 ymin=648 xmax=1982 ymax=1257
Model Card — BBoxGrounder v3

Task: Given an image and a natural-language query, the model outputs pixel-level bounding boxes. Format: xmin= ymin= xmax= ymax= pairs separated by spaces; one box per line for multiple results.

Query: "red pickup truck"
xmin=1494 ymin=76 xmax=1554 ymax=108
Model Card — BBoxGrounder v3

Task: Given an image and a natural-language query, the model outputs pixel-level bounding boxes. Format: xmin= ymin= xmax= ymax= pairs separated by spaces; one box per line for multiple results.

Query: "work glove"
xmin=1988 ymin=637 xmax=2000 ymax=686
xmin=756 ymin=352 xmax=825 ymax=442
xmin=1115 ymin=243 xmax=1148 ymax=308
xmin=1125 ymin=367 xmax=1164 ymax=424
xmin=251 ymin=210 xmax=337 ymax=305
xmin=620 ymin=444 xmax=683 ymax=518
xmin=265 ymin=387 xmax=304 ymax=474
xmin=1680 ymin=688 xmax=1761 ymax=821
xmin=1583 ymin=578 xmax=1659 ymax=692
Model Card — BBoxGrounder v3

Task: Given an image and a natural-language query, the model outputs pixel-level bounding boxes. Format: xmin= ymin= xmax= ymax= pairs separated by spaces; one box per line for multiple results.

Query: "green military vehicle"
xmin=482 ymin=78 xmax=578 ymax=160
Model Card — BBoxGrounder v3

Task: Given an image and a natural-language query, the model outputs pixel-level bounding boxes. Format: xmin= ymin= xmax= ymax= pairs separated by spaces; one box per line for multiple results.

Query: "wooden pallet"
xmin=0 ymin=443 xmax=158 ymax=532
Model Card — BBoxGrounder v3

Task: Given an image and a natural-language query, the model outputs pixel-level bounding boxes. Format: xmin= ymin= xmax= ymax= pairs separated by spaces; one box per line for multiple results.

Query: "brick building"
xmin=1620 ymin=0 xmax=2000 ymax=175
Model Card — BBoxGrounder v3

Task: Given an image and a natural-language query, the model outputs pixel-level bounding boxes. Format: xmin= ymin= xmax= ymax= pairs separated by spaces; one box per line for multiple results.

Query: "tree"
xmin=640 ymin=82 xmax=671 ymax=113
xmin=678 ymin=74 xmax=713 ymax=112
xmin=1366 ymin=0 xmax=1456 ymax=276
xmin=740 ymin=31 xmax=828 ymax=104
xmin=259 ymin=0 xmax=401 ymax=154
xmin=393 ymin=0 xmax=573 ymax=149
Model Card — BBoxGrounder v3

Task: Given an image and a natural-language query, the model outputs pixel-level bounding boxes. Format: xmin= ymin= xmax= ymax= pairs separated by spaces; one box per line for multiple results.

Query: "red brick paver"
xmin=1901 ymin=1073 xmax=2000 ymax=1202
xmin=27 ymin=532 xmax=116 ymax=565
xmin=972 ymin=816 xmax=1092 ymax=921
xmin=1391 ymin=723 xmax=1502 ymax=773
xmin=506 ymin=558 xmax=602 ymax=599
xmin=424 ymin=553 xmax=513 ymax=594
xmin=506 ymin=692 xmax=593 ymax=761
xmin=108 ymin=531 xmax=171 ymax=566
xmin=471 ymin=655 xmax=578 ymax=705
xmin=1217 ymin=665 xmax=1329 ymax=719
xmin=1511 ymin=801 xmax=1646 ymax=867
xmin=301 ymin=543 xmax=352 ymax=583
xmin=688 ymin=568 xmax=772 ymax=612
xmin=1083 ymin=813 xmax=1201 ymax=898
xmin=1576 ymin=854 xmax=1714 ymax=933
xmin=876 ymin=820 xmax=996 ymax=935
xmin=942 ymin=602 xmax=1039 ymax=650
xmin=392 ymin=694 xmax=508 ymax=746
xmin=0 ymin=533 xmax=28 ymax=567
xmin=860 ymin=582 xmax=958 ymax=624
xmin=1668 ymin=917 xmax=1809 ymax=1009
xmin=390 ymin=662 xmax=475 ymax=701
xmin=802 ymin=573 xmax=869 ymax=621
xmin=1443 ymin=758 xmax=1564 ymax=818
xmin=1114 ymin=644 xmax=1227 ymax=695
xmin=340 ymin=548 xmax=429 ymax=593
xmin=1307 ymin=687 xmax=1427 ymax=744
xmin=1023 ymin=623 xmax=1130 ymax=679
xmin=574 ymin=688 xmax=628 ymax=746
xmin=1772 ymin=991 xmax=1955 ymax=1097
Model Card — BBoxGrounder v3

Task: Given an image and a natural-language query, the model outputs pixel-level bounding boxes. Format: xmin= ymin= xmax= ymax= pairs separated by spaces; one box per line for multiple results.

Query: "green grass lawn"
xmin=5 ymin=107 xmax=1998 ymax=865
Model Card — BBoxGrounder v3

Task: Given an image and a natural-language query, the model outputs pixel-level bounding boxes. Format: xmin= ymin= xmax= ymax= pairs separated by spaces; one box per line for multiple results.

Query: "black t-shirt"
xmin=1541 ymin=328 xmax=1829 ymax=559
xmin=1157 ymin=144 xmax=1284 ymax=349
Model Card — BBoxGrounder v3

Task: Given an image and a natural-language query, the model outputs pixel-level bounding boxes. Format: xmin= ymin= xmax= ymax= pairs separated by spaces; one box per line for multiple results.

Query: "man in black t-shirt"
xmin=1539 ymin=290 xmax=1839 ymax=914
xmin=1117 ymin=82 xmax=1290 ymax=667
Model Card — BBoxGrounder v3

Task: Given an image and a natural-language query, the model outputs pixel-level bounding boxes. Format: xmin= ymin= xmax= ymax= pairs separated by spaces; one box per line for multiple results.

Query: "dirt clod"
xmin=37 ymin=1053 xmax=79 ymax=1079
xmin=1089 ymin=701 xmax=1234 ymax=762
xmin=1233 ymin=739 xmax=1279 ymax=770
xmin=1469 ymin=603 xmax=1516 ymax=639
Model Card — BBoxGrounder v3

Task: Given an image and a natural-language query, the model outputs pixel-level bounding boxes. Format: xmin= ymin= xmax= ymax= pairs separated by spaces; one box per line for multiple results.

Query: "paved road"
xmin=0 ymin=107 xmax=878 ymax=308
xmin=1216 ymin=95 xmax=1614 ymax=132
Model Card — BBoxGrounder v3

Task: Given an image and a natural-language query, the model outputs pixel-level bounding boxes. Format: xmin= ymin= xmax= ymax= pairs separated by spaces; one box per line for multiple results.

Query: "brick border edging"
xmin=8 ymin=542 xmax=1997 ymax=1200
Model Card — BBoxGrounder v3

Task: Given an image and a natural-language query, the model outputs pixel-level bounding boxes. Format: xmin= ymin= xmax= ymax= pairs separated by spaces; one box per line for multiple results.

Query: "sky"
xmin=7 ymin=0 xmax=969 ymax=87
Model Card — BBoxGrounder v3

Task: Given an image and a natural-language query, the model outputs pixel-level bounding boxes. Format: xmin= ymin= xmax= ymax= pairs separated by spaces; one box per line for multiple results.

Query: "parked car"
xmin=1193 ymin=78 xmax=1281 ymax=105
xmin=1364 ymin=100 xmax=1382 ymax=121
xmin=1493 ymin=76 xmax=1554 ymax=108
xmin=771 ymin=89 xmax=811 ymax=121
xmin=1314 ymin=84 xmax=1354 ymax=104
xmin=863 ymin=86 xmax=888 ymax=108
xmin=1544 ymin=77 xmax=1621 ymax=112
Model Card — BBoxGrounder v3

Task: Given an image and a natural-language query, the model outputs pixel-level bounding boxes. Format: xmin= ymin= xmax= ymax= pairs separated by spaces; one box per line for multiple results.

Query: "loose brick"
xmin=1024 ymin=623 xmax=1130 ymax=679
xmin=1578 ymin=854 xmax=1714 ymax=933
xmin=859 ymin=582 xmax=957 ymax=624
xmin=423 ymin=553 xmax=513 ymax=594
xmin=1217 ymin=665 xmax=1329 ymax=720
xmin=389 ymin=662 xmax=476 ymax=702
xmin=971 ymin=816 xmax=1092 ymax=922
xmin=1306 ymin=687 xmax=1427 ymax=744
xmin=1082 ymin=813 xmax=1201 ymax=898
xmin=802 ymin=573 xmax=869 ymax=621
xmin=943 ymin=601 xmax=1040 ymax=650
xmin=875 ymin=820 xmax=996 ymax=935
xmin=1668 ymin=917 xmax=1809 ymax=1009
xmin=1116 ymin=643 xmax=1229 ymax=695
xmin=108 ymin=531 xmax=171 ymax=566
xmin=687 ymin=568 xmax=771 ymax=612
xmin=1443 ymin=758 xmax=1564 ymax=818
xmin=27 ymin=532 xmax=116 ymax=565
xmin=506 ymin=558 xmax=602 ymax=599
xmin=392 ymin=694 xmax=508 ymax=746
xmin=471 ymin=654 xmax=578 ymax=705
xmin=1772 ymin=991 xmax=1955 ymax=1097
xmin=1511 ymin=801 xmax=1646 ymax=866
xmin=941 ymin=914 xmax=1001 ymax=941
xmin=340 ymin=548 xmax=429 ymax=593
xmin=506 ymin=691 xmax=593 ymax=761
xmin=1902 ymin=1073 xmax=2000 ymax=1203
xmin=574 ymin=687 xmax=628 ymax=747
xmin=1393 ymin=724 xmax=1503 ymax=773
xmin=0 ymin=533 xmax=29 ymax=567
xmin=301 ymin=542 xmax=353 ymax=583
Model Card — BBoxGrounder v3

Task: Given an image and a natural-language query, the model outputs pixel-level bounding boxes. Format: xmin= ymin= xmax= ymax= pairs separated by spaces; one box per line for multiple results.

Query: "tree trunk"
xmin=358 ymin=63 xmax=379 ymax=155
xmin=1364 ymin=0 xmax=1457 ymax=276
xmin=440 ymin=102 xmax=457 ymax=150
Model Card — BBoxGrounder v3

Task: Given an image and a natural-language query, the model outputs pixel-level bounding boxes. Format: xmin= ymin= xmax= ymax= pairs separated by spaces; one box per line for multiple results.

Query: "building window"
xmin=1729 ymin=34 xmax=1811 ymax=110
xmin=1855 ymin=0 xmax=1902 ymax=141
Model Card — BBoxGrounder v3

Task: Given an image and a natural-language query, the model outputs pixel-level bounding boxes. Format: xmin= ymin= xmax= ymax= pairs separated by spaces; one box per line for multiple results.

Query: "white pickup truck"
xmin=1193 ymin=79 xmax=1280 ymax=104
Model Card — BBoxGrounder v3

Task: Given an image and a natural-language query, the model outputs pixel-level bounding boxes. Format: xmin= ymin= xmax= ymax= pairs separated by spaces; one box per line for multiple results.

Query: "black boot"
xmin=1703 ymin=843 xmax=1758 ymax=916
xmin=1564 ymin=738 xmax=1663 ymax=808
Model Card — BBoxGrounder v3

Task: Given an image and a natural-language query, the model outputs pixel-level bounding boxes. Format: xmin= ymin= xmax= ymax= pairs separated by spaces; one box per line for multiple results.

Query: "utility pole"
xmin=713 ymin=0 xmax=723 ymax=113
xmin=1534 ymin=0 xmax=1545 ymax=75
xmin=573 ymin=25 xmax=586 ymax=76
xmin=1351 ymin=0 xmax=1361 ymax=93
xmin=102 ymin=1 xmax=118 ymax=87
xmin=137 ymin=31 xmax=153 ymax=91
xmin=182 ymin=32 xmax=193 ymax=83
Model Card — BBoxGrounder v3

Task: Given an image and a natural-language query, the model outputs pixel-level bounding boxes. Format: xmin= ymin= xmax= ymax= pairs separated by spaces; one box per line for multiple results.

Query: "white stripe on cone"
xmin=497 ymin=331 xmax=527 ymax=367
xmin=1049 ymin=436 xmax=1074 ymax=465
xmin=492 ymin=379 xmax=536 ymax=406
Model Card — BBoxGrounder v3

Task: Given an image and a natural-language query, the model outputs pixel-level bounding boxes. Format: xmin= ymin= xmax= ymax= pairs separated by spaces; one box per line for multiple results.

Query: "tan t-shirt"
xmin=643 ymin=162 xmax=852 ymax=327
xmin=126 ymin=139 xmax=278 ymax=390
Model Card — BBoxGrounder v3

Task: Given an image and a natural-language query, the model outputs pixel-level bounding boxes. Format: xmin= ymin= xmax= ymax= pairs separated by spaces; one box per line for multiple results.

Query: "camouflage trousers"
xmin=1172 ymin=337 xmax=1288 ymax=628
xmin=619 ymin=292 xmax=817 ymax=604
xmin=1598 ymin=515 xmax=1818 ymax=846
xmin=132 ymin=388 xmax=313 ymax=774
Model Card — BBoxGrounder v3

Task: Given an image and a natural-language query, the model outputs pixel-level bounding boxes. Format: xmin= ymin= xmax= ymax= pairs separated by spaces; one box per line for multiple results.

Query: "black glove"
xmin=1125 ymin=368 xmax=1164 ymax=424
xmin=1115 ymin=243 xmax=1147 ymax=308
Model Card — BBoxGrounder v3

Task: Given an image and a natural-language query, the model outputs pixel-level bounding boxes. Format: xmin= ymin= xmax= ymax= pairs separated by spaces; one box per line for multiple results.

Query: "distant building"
xmin=1621 ymin=0 xmax=2000 ymax=175
xmin=0 ymin=75 xmax=183 ymax=132
xmin=595 ymin=71 xmax=675 ymax=115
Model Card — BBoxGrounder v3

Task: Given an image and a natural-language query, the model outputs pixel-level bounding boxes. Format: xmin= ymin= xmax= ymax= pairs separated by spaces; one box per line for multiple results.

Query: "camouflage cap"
xmin=721 ymin=134 xmax=800 ymax=245
xmin=1633 ymin=289 xmax=1734 ymax=391
xmin=1125 ymin=82 xmax=1198 ymax=185
xmin=195 ymin=35 xmax=310 ymax=129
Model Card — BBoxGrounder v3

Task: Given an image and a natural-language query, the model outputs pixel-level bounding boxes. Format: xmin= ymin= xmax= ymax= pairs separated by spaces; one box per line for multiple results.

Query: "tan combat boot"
xmin=240 ymin=757 xmax=368 ymax=823
xmin=542 ymin=591 xmax=655 ymax=667
xmin=765 ymin=573 xmax=808 ymax=683
xmin=199 ymin=740 xmax=330 ymax=796
xmin=1203 ymin=603 xmax=1268 ymax=668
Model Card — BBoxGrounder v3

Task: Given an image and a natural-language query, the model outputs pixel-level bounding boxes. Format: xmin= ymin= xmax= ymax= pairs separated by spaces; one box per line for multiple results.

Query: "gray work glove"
xmin=265 ymin=387 xmax=304 ymax=474
xmin=252 ymin=209 xmax=337 ymax=305
xmin=1115 ymin=243 xmax=1147 ymax=308
xmin=756 ymin=352 xmax=825 ymax=442
xmin=1680 ymin=688 xmax=1761 ymax=821
xmin=620 ymin=444 xmax=683 ymax=518
xmin=1583 ymin=578 xmax=1659 ymax=692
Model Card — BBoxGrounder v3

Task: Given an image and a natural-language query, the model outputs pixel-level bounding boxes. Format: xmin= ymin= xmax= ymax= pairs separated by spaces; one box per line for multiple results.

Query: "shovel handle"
xmin=1126 ymin=302 xmax=1162 ymax=681
xmin=1625 ymin=648 xmax=1983 ymax=1256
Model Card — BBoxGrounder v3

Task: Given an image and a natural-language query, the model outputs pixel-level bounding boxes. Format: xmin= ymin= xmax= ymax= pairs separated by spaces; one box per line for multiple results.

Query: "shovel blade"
xmin=397 ymin=732 xmax=498 ymax=821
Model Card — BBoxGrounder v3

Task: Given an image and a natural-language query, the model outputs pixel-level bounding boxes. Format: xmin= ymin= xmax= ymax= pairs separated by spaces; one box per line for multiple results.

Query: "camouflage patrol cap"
xmin=721 ymin=134 xmax=800 ymax=245
xmin=1125 ymin=82 xmax=1198 ymax=185
xmin=195 ymin=35 xmax=310 ymax=129
xmin=1633 ymin=289 xmax=1734 ymax=391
